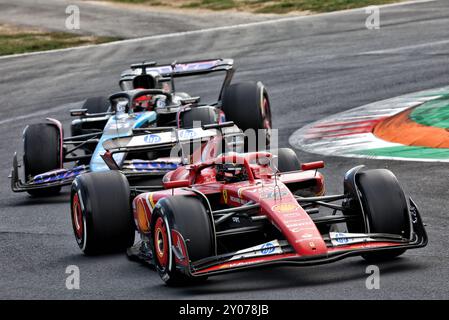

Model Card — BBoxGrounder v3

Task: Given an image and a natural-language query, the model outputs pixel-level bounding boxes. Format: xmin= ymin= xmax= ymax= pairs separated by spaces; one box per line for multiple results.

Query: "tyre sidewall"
xmin=70 ymin=172 xmax=134 ymax=255
xmin=355 ymin=169 xmax=411 ymax=261
xmin=274 ymin=148 xmax=300 ymax=172
xmin=152 ymin=196 xmax=214 ymax=285
xmin=222 ymin=81 xmax=271 ymax=131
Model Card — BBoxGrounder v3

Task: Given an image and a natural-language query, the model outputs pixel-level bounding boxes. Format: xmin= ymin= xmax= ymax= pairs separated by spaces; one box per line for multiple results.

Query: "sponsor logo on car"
xmin=179 ymin=129 xmax=197 ymax=140
xmin=286 ymin=220 xmax=313 ymax=229
xmin=294 ymin=238 xmax=321 ymax=244
xmin=334 ymin=233 xmax=349 ymax=244
xmin=272 ymin=203 xmax=300 ymax=213
xmin=229 ymin=240 xmax=282 ymax=261
xmin=144 ymin=134 xmax=162 ymax=144
xmin=156 ymin=99 xmax=166 ymax=108
xmin=222 ymin=190 xmax=228 ymax=204
xmin=260 ymin=190 xmax=289 ymax=199
xmin=329 ymin=232 xmax=373 ymax=246
xmin=301 ymin=233 xmax=314 ymax=238
xmin=108 ymin=121 xmax=132 ymax=131
xmin=282 ymin=212 xmax=303 ymax=218
xmin=261 ymin=242 xmax=275 ymax=255
xmin=229 ymin=196 xmax=248 ymax=205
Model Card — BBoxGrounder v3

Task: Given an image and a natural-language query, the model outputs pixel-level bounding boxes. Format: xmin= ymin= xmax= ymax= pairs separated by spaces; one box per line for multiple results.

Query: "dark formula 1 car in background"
xmin=70 ymin=122 xmax=427 ymax=286
xmin=10 ymin=58 xmax=272 ymax=196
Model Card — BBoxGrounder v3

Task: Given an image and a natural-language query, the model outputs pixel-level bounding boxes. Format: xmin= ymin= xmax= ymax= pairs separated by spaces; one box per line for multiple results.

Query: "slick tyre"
xmin=181 ymin=106 xmax=217 ymax=128
xmin=152 ymin=196 xmax=214 ymax=286
xmin=71 ymin=96 xmax=110 ymax=137
xmin=23 ymin=123 xmax=62 ymax=196
xmin=275 ymin=148 xmax=300 ymax=172
xmin=222 ymin=82 xmax=272 ymax=150
xmin=70 ymin=171 xmax=135 ymax=255
xmin=355 ymin=169 xmax=411 ymax=262
xmin=82 ymin=96 xmax=110 ymax=114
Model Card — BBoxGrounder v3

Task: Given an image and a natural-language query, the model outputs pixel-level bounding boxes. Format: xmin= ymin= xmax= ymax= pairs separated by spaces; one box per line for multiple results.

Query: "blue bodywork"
xmin=89 ymin=111 xmax=157 ymax=172
xmin=30 ymin=110 xmax=179 ymax=185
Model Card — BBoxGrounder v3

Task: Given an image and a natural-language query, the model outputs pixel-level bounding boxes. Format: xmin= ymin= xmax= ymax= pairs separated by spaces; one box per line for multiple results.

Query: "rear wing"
xmin=120 ymin=58 xmax=235 ymax=101
xmin=125 ymin=58 xmax=233 ymax=78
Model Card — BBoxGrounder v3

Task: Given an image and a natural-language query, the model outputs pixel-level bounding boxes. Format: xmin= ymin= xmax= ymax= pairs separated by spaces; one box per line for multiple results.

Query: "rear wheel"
xmin=179 ymin=107 xmax=218 ymax=159
xmin=23 ymin=123 xmax=62 ymax=196
xmin=352 ymin=169 xmax=410 ymax=262
xmin=152 ymin=196 xmax=214 ymax=286
xmin=222 ymin=82 xmax=272 ymax=150
xmin=82 ymin=96 xmax=110 ymax=114
xmin=275 ymin=148 xmax=300 ymax=172
xmin=70 ymin=171 xmax=135 ymax=255
xmin=181 ymin=106 xmax=217 ymax=128
xmin=275 ymin=147 xmax=319 ymax=200
xmin=71 ymin=96 xmax=110 ymax=137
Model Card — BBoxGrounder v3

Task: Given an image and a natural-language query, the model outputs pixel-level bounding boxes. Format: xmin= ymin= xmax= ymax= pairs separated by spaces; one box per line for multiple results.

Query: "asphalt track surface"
xmin=1 ymin=0 xmax=449 ymax=299
xmin=0 ymin=0 xmax=271 ymax=38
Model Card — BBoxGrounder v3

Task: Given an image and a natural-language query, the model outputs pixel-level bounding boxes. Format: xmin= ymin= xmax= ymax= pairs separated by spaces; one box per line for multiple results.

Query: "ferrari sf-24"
xmin=70 ymin=122 xmax=427 ymax=285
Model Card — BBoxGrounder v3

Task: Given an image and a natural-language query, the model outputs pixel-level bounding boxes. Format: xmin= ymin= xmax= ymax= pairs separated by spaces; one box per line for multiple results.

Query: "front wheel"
xmin=23 ymin=123 xmax=62 ymax=196
xmin=351 ymin=169 xmax=411 ymax=262
xmin=152 ymin=196 xmax=214 ymax=286
xmin=70 ymin=171 xmax=135 ymax=255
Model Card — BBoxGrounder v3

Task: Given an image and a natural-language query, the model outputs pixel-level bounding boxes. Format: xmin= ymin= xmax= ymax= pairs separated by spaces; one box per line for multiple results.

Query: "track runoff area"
xmin=290 ymin=86 xmax=449 ymax=162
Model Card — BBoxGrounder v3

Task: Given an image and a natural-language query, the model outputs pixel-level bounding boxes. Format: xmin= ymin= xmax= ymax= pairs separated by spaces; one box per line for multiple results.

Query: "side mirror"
xmin=163 ymin=179 xmax=190 ymax=189
xmin=301 ymin=161 xmax=325 ymax=171
xmin=70 ymin=108 xmax=88 ymax=117
xmin=180 ymin=97 xmax=201 ymax=105
xmin=256 ymin=156 xmax=271 ymax=166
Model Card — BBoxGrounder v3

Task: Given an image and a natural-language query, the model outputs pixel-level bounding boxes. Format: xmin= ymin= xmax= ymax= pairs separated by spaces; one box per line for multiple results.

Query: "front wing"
xmin=172 ymin=198 xmax=427 ymax=278
xmin=10 ymin=153 xmax=82 ymax=192
xmin=10 ymin=153 xmax=174 ymax=193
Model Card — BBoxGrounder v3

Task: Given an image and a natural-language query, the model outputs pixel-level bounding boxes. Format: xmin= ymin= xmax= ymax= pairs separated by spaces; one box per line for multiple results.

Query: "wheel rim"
xmin=72 ymin=193 xmax=84 ymax=241
xmin=262 ymin=97 xmax=272 ymax=130
xmin=261 ymin=97 xmax=272 ymax=145
xmin=154 ymin=217 xmax=168 ymax=268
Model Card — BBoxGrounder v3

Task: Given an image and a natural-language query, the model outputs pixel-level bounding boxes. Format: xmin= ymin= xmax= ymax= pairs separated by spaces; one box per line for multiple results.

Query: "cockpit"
xmin=215 ymin=162 xmax=249 ymax=183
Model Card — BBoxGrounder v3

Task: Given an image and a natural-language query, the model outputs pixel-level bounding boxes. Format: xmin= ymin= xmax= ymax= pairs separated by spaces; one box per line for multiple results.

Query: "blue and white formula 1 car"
xmin=10 ymin=58 xmax=272 ymax=196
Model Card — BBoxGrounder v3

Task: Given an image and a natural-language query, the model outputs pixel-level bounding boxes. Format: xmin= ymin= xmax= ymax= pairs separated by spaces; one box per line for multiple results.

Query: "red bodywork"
xmin=131 ymin=149 xmax=427 ymax=276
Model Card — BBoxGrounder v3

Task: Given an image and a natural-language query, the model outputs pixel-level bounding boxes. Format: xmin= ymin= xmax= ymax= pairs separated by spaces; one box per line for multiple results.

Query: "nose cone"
xmin=256 ymin=187 xmax=327 ymax=256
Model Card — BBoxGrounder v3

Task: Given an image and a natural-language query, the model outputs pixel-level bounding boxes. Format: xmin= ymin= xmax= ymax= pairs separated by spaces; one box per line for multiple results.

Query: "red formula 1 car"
xmin=70 ymin=124 xmax=427 ymax=286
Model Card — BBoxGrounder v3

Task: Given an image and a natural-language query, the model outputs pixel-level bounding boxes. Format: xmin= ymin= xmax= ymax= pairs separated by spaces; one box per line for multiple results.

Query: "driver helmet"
xmin=133 ymin=92 xmax=154 ymax=112
xmin=216 ymin=162 xmax=248 ymax=183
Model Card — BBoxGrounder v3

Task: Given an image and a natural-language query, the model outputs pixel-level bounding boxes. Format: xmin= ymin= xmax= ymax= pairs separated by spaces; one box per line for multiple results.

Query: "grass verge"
xmin=0 ymin=24 xmax=119 ymax=56
xmin=106 ymin=0 xmax=404 ymax=13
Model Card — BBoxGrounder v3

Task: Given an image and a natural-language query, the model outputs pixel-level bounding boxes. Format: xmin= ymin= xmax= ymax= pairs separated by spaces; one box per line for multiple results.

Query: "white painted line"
xmin=0 ymin=0 xmax=436 ymax=61
xmin=360 ymin=39 xmax=449 ymax=55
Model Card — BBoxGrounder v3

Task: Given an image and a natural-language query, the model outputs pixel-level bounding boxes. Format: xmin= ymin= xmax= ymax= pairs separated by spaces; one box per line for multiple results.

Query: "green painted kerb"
xmin=410 ymin=94 xmax=449 ymax=129
xmin=352 ymin=145 xmax=449 ymax=160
